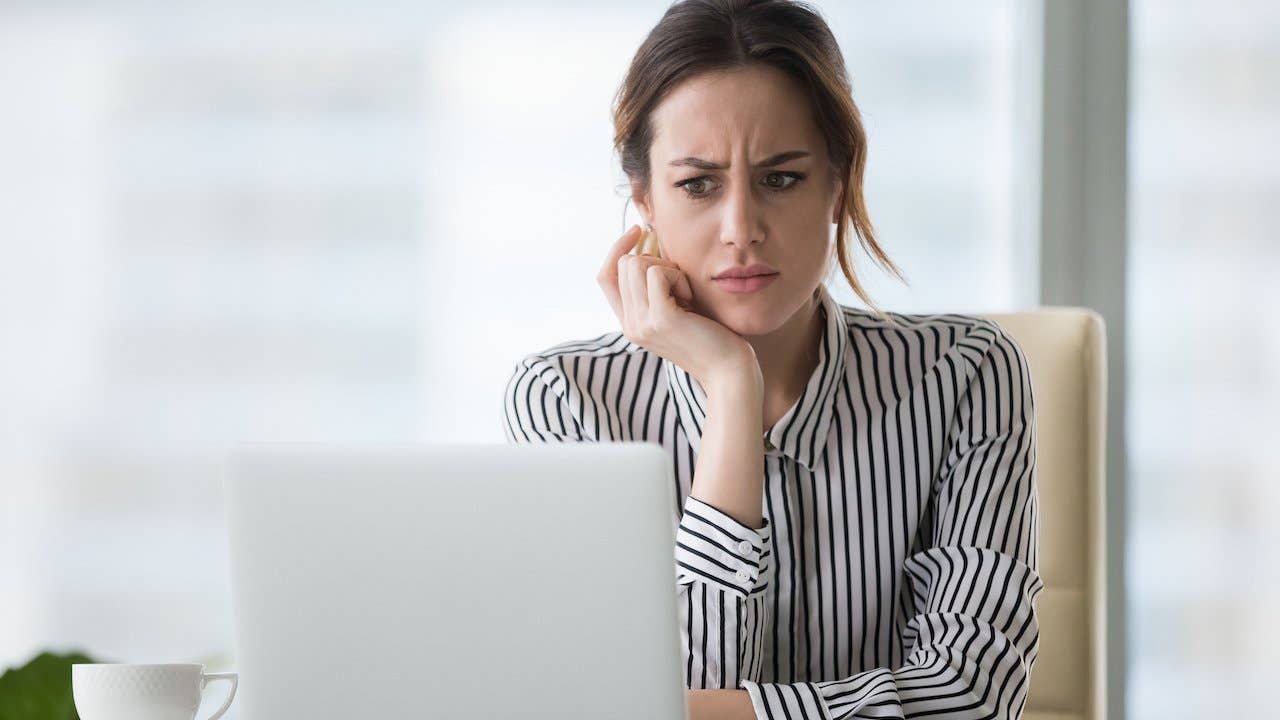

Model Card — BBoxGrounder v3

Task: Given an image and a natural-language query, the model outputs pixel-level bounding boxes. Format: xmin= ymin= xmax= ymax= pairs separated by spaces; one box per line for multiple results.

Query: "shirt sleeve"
xmin=503 ymin=355 xmax=778 ymax=692
xmin=502 ymin=355 xmax=588 ymax=443
xmin=739 ymin=320 xmax=1045 ymax=720
xmin=675 ymin=493 xmax=773 ymax=690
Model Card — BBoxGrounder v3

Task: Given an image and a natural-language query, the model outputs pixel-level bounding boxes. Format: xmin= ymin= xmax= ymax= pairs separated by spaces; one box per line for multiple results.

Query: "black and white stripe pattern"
xmin=502 ymin=283 xmax=1043 ymax=720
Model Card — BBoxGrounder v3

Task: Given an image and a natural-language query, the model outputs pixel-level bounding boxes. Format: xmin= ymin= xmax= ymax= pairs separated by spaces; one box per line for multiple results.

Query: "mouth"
xmin=711 ymin=272 xmax=779 ymax=294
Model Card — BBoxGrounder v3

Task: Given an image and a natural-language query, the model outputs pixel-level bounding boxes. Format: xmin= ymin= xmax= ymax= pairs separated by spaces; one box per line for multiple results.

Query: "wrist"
xmin=702 ymin=353 xmax=763 ymax=400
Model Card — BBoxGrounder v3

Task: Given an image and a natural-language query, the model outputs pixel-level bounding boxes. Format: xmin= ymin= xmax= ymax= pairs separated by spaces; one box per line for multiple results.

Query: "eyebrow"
xmin=667 ymin=150 xmax=812 ymax=170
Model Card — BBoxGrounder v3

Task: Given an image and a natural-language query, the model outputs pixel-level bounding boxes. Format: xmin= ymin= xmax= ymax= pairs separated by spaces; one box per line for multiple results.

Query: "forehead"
xmin=649 ymin=64 xmax=823 ymax=162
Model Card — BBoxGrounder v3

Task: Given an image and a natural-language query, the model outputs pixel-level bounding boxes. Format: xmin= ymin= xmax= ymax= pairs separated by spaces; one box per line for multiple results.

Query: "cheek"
xmin=779 ymin=225 xmax=833 ymax=271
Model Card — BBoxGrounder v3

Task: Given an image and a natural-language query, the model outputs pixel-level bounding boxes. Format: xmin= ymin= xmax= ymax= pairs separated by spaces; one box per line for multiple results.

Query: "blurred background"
xmin=0 ymin=1 xmax=1276 ymax=719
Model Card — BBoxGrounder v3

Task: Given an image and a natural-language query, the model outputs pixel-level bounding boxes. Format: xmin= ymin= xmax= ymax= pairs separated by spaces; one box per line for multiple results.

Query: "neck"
xmin=745 ymin=288 xmax=825 ymax=430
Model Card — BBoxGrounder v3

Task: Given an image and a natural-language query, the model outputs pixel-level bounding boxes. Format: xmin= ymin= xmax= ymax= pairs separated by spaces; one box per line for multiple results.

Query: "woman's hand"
xmin=597 ymin=225 xmax=761 ymax=393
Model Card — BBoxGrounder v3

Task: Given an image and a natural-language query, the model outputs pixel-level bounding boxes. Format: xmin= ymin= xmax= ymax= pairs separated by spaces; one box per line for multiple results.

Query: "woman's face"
xmin=634 ymin=63 xmax=843 ymax=337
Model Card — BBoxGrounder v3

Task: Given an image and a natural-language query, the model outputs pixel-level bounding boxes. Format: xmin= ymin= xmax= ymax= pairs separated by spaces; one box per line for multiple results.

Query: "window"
xmin=1127 ymin=3 xmax=1280 ymax=717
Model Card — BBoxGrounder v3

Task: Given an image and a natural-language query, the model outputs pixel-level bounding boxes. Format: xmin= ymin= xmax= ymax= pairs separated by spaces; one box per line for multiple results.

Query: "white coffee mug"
xmin=72 ymin=663 xmax=238 ymax=720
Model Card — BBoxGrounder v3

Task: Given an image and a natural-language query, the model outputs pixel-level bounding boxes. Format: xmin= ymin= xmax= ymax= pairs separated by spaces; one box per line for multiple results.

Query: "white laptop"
xmin=225 ymin=442 xmax=686 ymax=720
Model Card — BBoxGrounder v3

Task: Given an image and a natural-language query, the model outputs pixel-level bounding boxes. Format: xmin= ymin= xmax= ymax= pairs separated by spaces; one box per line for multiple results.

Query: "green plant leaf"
xmin=0 ymin=650 xmax=99 ymax=720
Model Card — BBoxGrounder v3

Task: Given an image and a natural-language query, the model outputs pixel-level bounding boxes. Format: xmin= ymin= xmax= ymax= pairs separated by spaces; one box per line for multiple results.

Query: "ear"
xmin=631 ymin=180 xmax=654 ymax=228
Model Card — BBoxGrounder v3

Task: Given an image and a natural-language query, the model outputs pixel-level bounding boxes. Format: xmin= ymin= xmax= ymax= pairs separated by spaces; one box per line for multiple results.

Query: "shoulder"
xmin=506 ymin=330 xmax=647 ymax=388
xmin=839 ymin=303 xmax=1029 ymax=361
xmin=503 ymin=331 xmax=657 ymax=440
xmin=834 ymin=301 xmax=1034 ymax=399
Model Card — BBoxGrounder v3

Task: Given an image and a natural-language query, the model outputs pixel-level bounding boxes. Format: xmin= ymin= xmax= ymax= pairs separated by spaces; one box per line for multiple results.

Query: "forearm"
xmin=690 ymin=368 xmax=765 ymax=530
xmin=686 ymin=689 xmax=757 ymax=720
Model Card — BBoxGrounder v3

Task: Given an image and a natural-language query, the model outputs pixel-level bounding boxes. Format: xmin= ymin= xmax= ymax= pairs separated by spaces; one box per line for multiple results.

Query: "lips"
xmin=713 ymin=263 xmax=778 ymax=279
xmin=712 ymin=273 xmax=778 ymax=294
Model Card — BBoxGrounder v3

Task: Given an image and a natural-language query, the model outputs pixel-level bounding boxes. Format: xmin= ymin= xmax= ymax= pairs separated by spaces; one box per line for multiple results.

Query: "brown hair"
xmin=611 ymin=0 xmax=906 ymax=313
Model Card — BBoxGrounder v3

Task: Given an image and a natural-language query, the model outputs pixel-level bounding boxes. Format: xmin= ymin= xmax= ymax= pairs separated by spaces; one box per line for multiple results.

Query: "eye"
xmin=675 ymin=176 xmax=717 ymax=200
xmin=763 ymin=171 xmax=805 ymax=190
xmin=673 ymin=171 xmax=807 ymax=201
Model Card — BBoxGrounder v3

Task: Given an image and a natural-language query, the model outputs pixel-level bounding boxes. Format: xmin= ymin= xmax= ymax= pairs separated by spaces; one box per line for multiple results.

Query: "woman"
xmin=502 ymin=2 xmax=1043 ymax=719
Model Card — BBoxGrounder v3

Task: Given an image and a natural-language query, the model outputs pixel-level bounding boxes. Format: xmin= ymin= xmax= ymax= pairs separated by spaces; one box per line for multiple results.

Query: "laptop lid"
xmin=225 ymin=442 xmax=685 ymax=720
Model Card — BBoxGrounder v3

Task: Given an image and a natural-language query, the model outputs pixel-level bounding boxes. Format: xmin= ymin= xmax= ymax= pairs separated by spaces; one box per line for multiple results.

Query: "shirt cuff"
xmin=674 ymin=494 xmax=771 ymax=599
xmin=739 ymin=680 xmax=833 ymax=720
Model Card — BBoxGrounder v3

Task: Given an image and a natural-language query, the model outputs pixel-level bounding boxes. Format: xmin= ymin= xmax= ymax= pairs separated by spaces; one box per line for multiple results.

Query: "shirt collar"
xmin=662 ymin=283 xmax=849 ymax=471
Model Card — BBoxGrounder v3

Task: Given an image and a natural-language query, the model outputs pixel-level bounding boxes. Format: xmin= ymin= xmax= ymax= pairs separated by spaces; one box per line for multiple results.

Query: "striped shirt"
xmin=501 ymin=283 xmax=1043 ymax=720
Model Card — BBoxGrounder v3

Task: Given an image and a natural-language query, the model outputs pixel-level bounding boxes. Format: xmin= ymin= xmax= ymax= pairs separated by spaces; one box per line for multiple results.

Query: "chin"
xmin=706 ymin=301 xmax=789 ymax=338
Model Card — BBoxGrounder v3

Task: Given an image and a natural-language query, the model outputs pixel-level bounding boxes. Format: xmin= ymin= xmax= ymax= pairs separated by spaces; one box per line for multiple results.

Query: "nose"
xmin=717 ymin=174 xmax=764 ymax=250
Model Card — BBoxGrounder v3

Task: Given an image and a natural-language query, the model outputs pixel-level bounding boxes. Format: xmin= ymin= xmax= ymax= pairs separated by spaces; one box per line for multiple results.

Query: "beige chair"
xmin=980 ymin=309 xmax=1108 ymax=720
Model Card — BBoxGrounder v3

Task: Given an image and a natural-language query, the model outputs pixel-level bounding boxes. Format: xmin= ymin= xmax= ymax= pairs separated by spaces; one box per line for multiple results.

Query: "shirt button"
xmin=735 ymin=569 xmax=751 ymax=583
xmin=737 ymin=540 xmax=753 ymax=555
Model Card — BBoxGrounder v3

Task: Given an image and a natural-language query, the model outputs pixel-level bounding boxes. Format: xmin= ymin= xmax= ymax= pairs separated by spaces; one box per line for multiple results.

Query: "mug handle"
xmin=199 ymin=672 xmax=238 ymax=720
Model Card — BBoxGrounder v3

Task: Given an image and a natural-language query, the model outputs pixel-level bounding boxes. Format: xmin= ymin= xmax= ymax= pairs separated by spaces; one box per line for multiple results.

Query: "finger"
xmin=627 ymin=254 xmax=676 ymax=311
xmin=646 ymin=264 xmax=673 ymax=314
xmin=616 ymin=254 xmax=631 ymax=327
xmin=623 ymin=255 xmax=650 ymax=325
xmin=600 ymin=225 xmax=643 ymax=320
xmin=647 ymin=264 xmax=690 ymax=314
xmin=601 ymin=225 xmax=644 ymax=279
xmin=672 ymin=267 xmax=694 ymax=306
xmin=631 ymin=254 xmax=694 ymax=308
